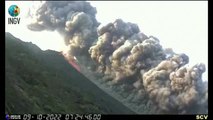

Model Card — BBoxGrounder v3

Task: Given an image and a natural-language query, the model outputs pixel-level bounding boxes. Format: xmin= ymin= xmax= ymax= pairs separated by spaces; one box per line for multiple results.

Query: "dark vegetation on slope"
xmin=5 ymin=32 xmax=135 ymax=114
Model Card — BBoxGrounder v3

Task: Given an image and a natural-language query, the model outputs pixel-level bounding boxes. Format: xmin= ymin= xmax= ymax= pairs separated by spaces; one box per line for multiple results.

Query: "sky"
xmin=5 ymin=1 xmax=208 ymax=81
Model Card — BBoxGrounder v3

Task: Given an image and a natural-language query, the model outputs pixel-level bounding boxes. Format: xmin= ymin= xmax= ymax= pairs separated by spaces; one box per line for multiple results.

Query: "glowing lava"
xmin=60 ymin=52 xmax=81 ymax=72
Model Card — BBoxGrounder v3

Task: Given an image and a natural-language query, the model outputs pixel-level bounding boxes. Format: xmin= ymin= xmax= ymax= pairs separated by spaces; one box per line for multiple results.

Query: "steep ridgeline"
xmin=5 ymin=32 xmax=135 ymax=114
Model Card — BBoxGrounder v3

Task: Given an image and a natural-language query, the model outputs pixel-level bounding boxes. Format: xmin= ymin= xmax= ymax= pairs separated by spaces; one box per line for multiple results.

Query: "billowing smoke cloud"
xmin=27 ymin=1 xmax=99 ymax=58
xmin=88 ymin=19 xmax=207 ymax=114
xmin=89 ymin=19 xmax=165 ymax=85
xmin=28 ymin=1 xmax=208 ymax=114
xmin=143 ymin=54 xmax=208 ymax=113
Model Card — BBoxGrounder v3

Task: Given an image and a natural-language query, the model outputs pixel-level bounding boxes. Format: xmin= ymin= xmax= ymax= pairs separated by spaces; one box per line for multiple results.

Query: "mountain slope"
xmin=5 ymin=32 xmax=135 ymax=114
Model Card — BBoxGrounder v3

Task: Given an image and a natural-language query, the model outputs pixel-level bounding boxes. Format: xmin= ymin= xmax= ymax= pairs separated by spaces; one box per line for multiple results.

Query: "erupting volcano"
xmin=27 ymin=1 xmax=208 ymax=114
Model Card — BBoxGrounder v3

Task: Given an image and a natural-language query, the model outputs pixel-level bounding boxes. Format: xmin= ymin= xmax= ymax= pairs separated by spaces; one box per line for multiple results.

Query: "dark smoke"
xmin=143 ymin=54 xmax=207 ymax=113
xmin=27 ymin=1 xmax=99 ymax=58
xmin=28 ymin=1 xmax=208 ymax=114
xmin=89 ymin=19 xmax=165 ymax=85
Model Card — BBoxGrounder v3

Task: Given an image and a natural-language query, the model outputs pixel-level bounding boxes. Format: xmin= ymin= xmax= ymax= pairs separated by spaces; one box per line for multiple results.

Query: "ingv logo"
xmin=8 ymin=5 xmax=21 ymax=24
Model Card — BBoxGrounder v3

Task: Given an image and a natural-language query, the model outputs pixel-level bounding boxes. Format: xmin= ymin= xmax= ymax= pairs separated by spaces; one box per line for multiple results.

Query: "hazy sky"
xmin=5 ymin=1 xmax=208 ymax=81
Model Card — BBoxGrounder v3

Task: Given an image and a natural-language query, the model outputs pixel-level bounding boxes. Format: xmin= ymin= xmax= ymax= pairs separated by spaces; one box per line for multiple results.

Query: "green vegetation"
xmin=5 ymin=32 xmax=135 ymax=114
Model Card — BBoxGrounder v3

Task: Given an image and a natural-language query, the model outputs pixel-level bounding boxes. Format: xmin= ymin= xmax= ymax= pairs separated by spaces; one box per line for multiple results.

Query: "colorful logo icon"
xmin=8 ymin=5 xmax=20 ymax=17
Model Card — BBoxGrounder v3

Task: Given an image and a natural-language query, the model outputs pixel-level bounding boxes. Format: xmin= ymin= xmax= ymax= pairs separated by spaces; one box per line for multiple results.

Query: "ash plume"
xmin=27 ymin=1 xmax=99 ymax=59
xmin=89 ymin=19 xmax=165 ymax=85
xmin=142 ymin=54 xmax=207 ymax=113
xmin=27 ymin=1 xmax=208 ymax=114
xmin=88 ymin=19 xmax=207 ymax=114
